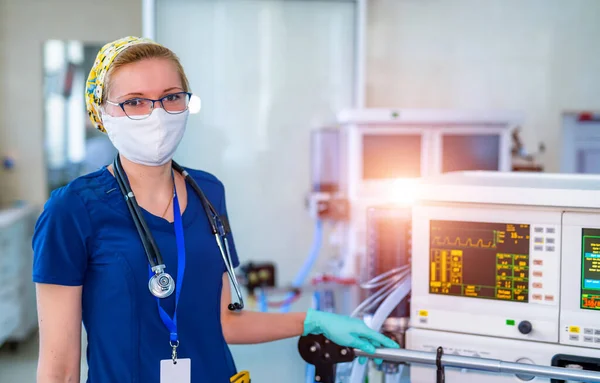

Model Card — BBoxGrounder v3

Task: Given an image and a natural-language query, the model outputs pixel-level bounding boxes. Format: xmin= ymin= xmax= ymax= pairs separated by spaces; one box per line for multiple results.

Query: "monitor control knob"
xmin=518 ymin=320 xmax=533 ymax=335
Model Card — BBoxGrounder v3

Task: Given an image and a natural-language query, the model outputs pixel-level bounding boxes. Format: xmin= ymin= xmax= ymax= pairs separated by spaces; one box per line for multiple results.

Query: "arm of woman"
xmin=220 ymin=274 xmax=306 ymax=344
xmin=36 ymin=284 xmax=83 ymax=383
xmin=219 ymin=273 xmax=399 ymax=356
xmin=32 ymin=187 xmax=92 ymax=383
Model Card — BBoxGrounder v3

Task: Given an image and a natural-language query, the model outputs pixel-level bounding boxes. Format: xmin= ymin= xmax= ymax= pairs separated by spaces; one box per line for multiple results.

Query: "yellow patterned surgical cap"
xmin=85 ymin=36 xmax=160 ymax=133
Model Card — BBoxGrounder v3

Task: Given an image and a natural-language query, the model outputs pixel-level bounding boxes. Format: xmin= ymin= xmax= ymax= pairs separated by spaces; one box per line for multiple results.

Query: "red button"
xmin=532 ymin=294 xmax=542 ymax=300
xmin=533 ymin=259 xmax=543 ymax=266
xmin=533 ymin=282 xmax=543 ymax=289
xmin=533 ymin=271 xmax=543 ymax=277
xmin=544 ymin=295 xmax=554 ymax=301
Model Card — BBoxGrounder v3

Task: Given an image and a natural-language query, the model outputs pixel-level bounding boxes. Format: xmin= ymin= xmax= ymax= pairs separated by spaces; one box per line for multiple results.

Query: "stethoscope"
xmin=112 ymin=155 xmax=244 ymax=311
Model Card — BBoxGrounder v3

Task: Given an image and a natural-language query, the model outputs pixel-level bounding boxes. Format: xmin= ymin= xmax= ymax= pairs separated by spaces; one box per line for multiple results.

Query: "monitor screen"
xmin=362 ymin=134 xmax=422 ymax=179
xmin=441 ymin=134 xmax=500 ymax=172
xmin=429 ymin=220 xmax=530 ymax=303
xmin=581 ymin=228 xmax=600 ymax=310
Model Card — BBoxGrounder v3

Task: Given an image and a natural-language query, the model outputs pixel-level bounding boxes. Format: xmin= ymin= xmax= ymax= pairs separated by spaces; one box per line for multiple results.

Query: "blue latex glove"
xmin=303 ymin=309 xmax=399 ymax=365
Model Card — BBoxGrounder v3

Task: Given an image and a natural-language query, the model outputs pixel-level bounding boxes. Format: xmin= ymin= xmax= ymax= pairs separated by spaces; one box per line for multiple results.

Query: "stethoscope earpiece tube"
xmin=115 ymin=156 xmax=165 ymax=268
xmin=113 ymin=156 xmax=175 ymax=299
xmin=112 ymin=157 xmax=156 ymax=267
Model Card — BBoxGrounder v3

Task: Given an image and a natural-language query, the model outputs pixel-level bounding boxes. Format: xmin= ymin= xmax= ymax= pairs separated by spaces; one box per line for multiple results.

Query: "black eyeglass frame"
xmin=105 ymin=91 xmax=193 ymax=119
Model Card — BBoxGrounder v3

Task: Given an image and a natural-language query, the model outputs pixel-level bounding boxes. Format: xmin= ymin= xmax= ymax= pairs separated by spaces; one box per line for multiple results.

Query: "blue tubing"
xmin=258 ymin=289 xmax=268 ymax=312
xmin=280 ymin=220 xmax=324 ymax=313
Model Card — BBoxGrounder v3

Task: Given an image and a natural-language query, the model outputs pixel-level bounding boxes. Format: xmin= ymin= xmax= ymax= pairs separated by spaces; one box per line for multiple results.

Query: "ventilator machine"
xmin=294 ymin=109 xmax=600 ymax=383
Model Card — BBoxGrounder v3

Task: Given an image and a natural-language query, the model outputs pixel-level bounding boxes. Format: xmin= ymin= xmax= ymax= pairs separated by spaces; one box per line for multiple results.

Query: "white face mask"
xmin=102 ymin=108 xmax=189 ymax=166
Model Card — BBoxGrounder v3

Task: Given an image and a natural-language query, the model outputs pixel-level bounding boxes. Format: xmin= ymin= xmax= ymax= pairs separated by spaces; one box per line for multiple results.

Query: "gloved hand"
xmin=303 ymin=309 xmax=399 ymax=365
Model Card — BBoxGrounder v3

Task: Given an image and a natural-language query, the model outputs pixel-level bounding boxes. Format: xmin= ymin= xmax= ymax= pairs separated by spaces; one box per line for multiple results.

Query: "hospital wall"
xmin=366 ymin=0 xmax=600 ymax=172
xmin=0 ymin=0 xmax=142 ymax=207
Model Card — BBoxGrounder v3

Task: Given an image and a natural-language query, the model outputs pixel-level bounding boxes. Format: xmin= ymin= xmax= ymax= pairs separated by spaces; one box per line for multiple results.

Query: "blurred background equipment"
xmin=511 ymin=126 xmax=545 ymax=172
xmin=292 ymin=108 xmax=520 ymax=382
xmin=43 ymin=40 xmax=116 ymax=193
xmin=560 ymin=111 xmax=600 ymax=174
xmin=306 ymin=108 xmax=520 ymax=282
xmin=0 ymin=204 xmax=38 ymax=352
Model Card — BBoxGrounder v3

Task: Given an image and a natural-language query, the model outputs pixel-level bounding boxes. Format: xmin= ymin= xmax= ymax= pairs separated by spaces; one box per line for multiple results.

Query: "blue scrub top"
xmin=32 ymin=166 xmax=240 ymax=383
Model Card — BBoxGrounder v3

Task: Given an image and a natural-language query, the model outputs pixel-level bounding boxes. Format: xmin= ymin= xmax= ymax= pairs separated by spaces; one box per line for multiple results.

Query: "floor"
xmin=0 ymin=334 xmax=39 ymax=383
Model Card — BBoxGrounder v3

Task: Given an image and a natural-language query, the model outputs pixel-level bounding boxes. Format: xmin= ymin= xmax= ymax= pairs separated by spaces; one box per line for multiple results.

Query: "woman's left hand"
xmin=302 ymin=309 xmax=399 ymax=365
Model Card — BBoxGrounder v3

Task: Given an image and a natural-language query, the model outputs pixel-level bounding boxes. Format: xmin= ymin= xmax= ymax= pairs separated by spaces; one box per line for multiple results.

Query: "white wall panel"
xmin=156 ymin=0 xmax=356 ymax=285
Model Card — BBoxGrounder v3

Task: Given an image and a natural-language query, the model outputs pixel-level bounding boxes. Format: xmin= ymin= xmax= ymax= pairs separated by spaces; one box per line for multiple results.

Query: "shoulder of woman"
xmin=42 ymin=173 xmax=104 ymax=221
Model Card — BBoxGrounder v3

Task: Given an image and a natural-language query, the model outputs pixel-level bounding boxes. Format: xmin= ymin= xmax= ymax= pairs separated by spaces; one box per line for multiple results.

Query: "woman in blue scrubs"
xmin=32 ymin=37 xmax=398 ymax=383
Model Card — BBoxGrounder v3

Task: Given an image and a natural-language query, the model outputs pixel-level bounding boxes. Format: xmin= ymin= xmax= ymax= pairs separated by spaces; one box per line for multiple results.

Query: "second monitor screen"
xmin=362 ymin=134 xmax=422 ymax=179
xmin=581 ymin=228 xmax=600 ymax=310
xmin=442 ymin=134 xmax=500 ymax=172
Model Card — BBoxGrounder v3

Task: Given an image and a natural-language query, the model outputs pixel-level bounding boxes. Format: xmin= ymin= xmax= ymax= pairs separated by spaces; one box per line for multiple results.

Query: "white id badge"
xmin=160 ymin=358 xmax=191 ymax=383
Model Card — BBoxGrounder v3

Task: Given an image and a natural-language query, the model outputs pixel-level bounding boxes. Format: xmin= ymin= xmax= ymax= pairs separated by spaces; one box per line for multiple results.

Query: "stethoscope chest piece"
xmin=149 ymin=272 xmax=175 ymax=299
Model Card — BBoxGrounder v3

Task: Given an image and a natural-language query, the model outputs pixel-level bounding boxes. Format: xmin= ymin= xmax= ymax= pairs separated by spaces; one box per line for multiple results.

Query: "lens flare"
xmin=391 ymin=178 xmax=418 ymax=205
xmin=189 ymin=94 xmax=202 ymax=114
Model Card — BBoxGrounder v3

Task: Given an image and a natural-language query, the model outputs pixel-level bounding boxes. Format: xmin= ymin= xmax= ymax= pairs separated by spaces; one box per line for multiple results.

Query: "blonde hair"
xmin=102 ymin=43 xmax=190 ymax=103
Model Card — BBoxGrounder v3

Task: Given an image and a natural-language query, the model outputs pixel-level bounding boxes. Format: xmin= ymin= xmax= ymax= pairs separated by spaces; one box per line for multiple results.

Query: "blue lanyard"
xmin=150 ymin=185 xmax=186 ymax=348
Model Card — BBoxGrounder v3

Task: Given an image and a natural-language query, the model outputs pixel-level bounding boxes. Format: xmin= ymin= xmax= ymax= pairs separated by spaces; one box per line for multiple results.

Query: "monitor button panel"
xmin=562 ymin=325 xmax=600 ymax=349
xmin=529 ymin=225 xmax=559 ymax=306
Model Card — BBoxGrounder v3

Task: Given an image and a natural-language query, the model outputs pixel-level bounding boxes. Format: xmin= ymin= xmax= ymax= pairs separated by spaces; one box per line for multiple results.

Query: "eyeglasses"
xmin=106 ymin=92 xmax=192 ymax=120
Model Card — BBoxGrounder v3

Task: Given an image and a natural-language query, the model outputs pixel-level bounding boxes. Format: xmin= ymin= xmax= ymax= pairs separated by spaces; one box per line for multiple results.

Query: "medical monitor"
xmin=362 ymin=134 xmax=422 ymax=179
xmin=429 ymin=220 xmax=530 ymax=303
xmin=441 ymin=134 xmax=501 ymax=172
xmin=412 ymin=205 xmax=560 ymax=343
xmin=581 ymin=228 xmax=600 ymax=310
xmin=413 ymin=171 xmax=600 ymax=349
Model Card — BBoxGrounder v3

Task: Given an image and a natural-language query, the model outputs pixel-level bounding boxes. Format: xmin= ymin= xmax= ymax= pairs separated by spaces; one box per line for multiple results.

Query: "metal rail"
xmin=354 ymin=348 xmax=600 ymax=382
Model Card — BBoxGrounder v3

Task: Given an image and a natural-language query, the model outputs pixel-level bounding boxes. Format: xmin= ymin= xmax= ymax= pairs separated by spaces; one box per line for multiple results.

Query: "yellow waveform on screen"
xmin=432 ymin=236 xmax=496 ymax=248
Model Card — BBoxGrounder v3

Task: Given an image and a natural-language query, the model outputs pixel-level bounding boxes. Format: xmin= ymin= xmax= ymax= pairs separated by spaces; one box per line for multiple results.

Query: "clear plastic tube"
xmin=355 ymin=281 xmax=405 ymax=317
xmin=360 ymin=266 xmax=410 ymax=289
xmin=351 ymin=279 xmax=402 ymax=318
xmin=349 ymin=276 xmax=412 ymax=383
xmin=351 ymin=270 xmax=410 ymax=317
